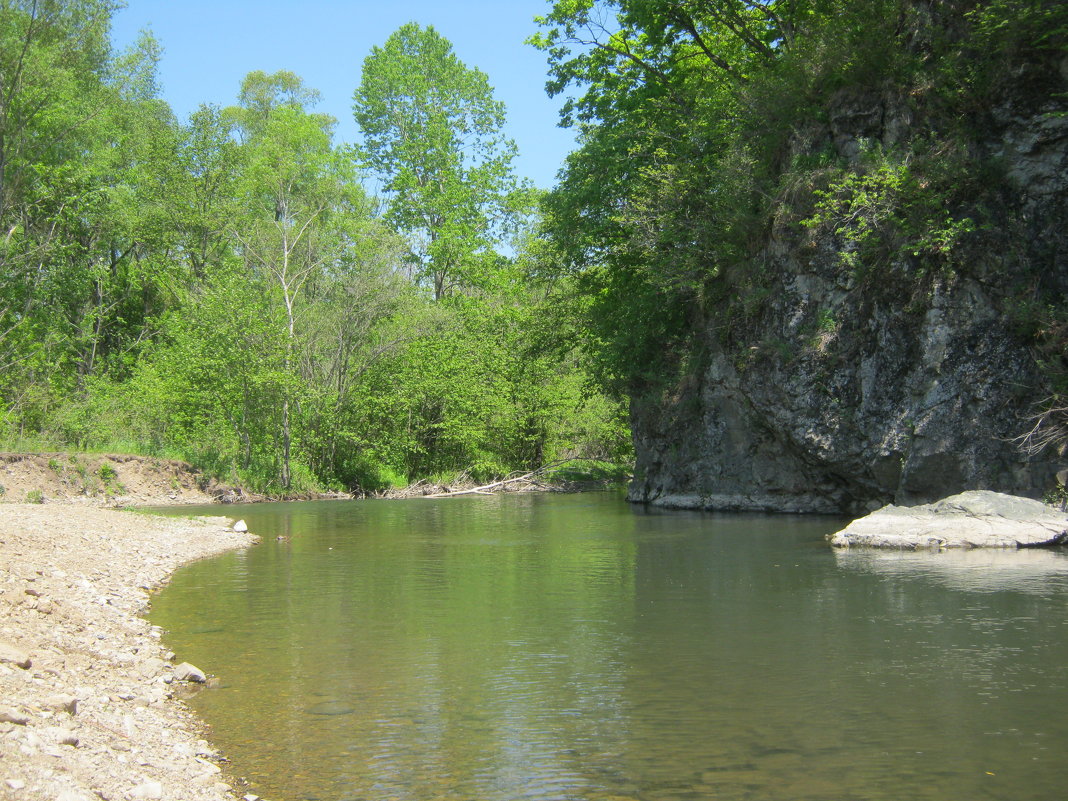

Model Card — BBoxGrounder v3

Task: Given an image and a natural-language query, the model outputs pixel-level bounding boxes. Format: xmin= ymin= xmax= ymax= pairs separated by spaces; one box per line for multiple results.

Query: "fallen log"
xmin=421 ymin=461 xmax=571 ymax=499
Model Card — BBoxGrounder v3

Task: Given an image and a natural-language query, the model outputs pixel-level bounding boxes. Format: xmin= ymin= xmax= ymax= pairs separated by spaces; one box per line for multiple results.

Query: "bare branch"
xmin=1013 ymin=398 xmax=1068 ymax=456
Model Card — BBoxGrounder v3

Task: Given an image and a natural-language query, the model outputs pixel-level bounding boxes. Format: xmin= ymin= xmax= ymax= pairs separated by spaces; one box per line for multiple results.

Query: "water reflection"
xmin=149 ymin=496 xmax=1068 ymax=801
xmin=834 ymin=546 xmax=1068 ymax=594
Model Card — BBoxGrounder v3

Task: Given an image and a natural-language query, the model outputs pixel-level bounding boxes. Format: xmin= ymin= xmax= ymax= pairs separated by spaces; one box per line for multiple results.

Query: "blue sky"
xmin=110 ymin=1 xmax=577 ymax=189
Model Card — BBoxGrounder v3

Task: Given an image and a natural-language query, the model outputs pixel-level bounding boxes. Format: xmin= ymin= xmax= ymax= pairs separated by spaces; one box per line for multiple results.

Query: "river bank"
xmin=0 ymin=504 xmax=257 ymax=801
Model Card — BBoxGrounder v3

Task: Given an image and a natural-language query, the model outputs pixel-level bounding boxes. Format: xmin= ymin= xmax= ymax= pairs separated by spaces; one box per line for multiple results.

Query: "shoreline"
xmin=0 ymin=503 xmax=257 ymax=801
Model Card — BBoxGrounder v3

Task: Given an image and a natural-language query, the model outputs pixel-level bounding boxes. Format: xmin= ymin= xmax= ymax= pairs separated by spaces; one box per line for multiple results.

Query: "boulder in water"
xmin=829 ymin=491 xmax=1068 ymax=549
xmin=173 ymin=662 xmax=207 ymax=683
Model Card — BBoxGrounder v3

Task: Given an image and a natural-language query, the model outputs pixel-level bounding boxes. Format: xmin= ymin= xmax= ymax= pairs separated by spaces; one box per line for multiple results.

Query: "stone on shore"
xmin=829 ymin=490 xmax=1068 ymax=549
xmin=174 ymin=662 xmax=208 ymax=683
xmin=129 ymin=780 xmax=164 ymax=799
xmin=0 ymin=641 xmax=32 ymax=669
xmin=0 ymin=503 xmax=257 ymax=801
xmin=0 ymin=706 xmax=31 ymax=725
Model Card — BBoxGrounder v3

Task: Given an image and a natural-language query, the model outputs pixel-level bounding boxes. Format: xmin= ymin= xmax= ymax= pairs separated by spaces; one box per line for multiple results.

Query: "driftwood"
xmin=371 ymin=459 xmax=626 ymax=500
xmin=421 ymin=461 xmax=569 ymax=498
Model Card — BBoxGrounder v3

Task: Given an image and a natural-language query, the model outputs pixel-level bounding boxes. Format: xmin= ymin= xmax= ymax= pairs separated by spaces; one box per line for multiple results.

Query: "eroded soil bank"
xmin=0 ymin=453 xmax=245 ymax=507
xmin=0 ymin=504 xmax=258 ymax=801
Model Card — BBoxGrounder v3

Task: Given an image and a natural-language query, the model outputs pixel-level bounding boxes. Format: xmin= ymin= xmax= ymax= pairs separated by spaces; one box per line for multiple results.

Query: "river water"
xmin=149 ymin=493 xmax=1068 ymax=801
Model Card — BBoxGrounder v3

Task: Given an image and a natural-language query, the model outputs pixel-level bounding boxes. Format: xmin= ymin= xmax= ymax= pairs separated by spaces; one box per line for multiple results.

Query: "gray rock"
xmin=139 ymin=657 xmax=165 ymax=679
xmin=172 ymin=662 xmax=207 ymax=683
xmin=0 ymin=641 xmax=31 ymax=669
xmin=44 ymin=693 xmax=79 ymax=715
xmin=128 ymin=780 xmax=163 ymax=800
xmin=232 ymin=519 xmax=248 ymax=532
xmin=626 ymin=76 xmax=1067 ymax=516
xmin=45 ymin=724 xmax=79 ymax=746
xmin=0 ymin=707 xmax=30 ymax=725
xmin=829 ymin=491 xmax=1068 ymax=549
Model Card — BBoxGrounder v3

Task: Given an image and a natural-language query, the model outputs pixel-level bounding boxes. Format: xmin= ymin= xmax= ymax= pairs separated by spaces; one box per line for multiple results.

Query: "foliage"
xmin=531 ymin=0 xmax=1068 ymax=394
xmin=0 ymin=7 xmax=631 ymax=494
xmin=353 ymin=23 xmax=528 ymax=299
xmin=801 ymin=145 xmax=977 ymax=280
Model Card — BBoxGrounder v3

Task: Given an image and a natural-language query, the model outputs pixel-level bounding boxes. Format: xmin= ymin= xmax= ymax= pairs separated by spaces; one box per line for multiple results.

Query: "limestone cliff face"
xmin=629 ymin=58 xmax=1068 ymax=515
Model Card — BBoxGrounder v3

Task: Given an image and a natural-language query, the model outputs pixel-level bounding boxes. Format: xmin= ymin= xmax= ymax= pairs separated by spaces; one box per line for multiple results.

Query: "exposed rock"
xmin=0 ymin=641 xmax=32 ymax=669
xmin=232 ymin=519 xmax=248 ymax=533
xmin=173 ymin=662 xmax=207 ymax=683
xmin=44 ymin=725 xmax=80 ymax=746
xmin=829 ymin=491 xmax=1068 ymax=549
xmin=0 ymin=706 xmax=30 ymax=725
xmin=44 ymin=693 xmax=79 ymax=715
xmin=129 ymin=780 xmax=164 ymax=799
xmin=627 ymin=43 xmax=1067 ymax=515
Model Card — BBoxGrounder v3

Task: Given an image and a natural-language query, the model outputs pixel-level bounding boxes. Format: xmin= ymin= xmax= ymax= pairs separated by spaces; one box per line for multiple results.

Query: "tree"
xmin=0 ymin=0 xmax=118 ymax=393
xmin=353 ymin=22 xmax=522 ymax=299
xmin=226 ymin=70 xmax=368 ymax=489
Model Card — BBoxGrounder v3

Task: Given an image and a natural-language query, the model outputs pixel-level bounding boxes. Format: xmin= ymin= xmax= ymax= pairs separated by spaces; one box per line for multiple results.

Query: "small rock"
xmin=45 ymin=725 xmax=79 ymax=746
xmin=5 ymin=778 xmax=26 ymax=790
xmin=173 ymin=662 xmax=207 ymax=683
xmin=129 ymin=781 xmax=163 ymax=800
xmin=233 ymin=519 xmax=248 ymax=532
xmin=44 ymin=694 xmax=79 ymax=715
xmin=139 ymin=658 xmax=165 ymax=679
xmin=0 ymin=707 xmax=30 ymax=725
xmin=0 ymin=642 xmax=31 ymax=669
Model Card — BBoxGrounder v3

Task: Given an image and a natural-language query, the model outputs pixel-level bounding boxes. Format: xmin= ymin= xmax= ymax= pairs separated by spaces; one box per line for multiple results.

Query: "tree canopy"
xmin=353 ymin=22 xmax=526 ymax=299
xmin=0 ymin=7 xmax=630 ymax=495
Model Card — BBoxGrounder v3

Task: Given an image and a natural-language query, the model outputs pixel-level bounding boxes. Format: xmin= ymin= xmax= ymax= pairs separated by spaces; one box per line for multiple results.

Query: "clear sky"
xmin=109 ymin=1 xmax=577 ymax=189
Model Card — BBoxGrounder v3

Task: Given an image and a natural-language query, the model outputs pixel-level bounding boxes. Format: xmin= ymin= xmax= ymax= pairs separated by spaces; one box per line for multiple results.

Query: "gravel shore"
xmin=0 ymin=504 xmax=258 ymax=801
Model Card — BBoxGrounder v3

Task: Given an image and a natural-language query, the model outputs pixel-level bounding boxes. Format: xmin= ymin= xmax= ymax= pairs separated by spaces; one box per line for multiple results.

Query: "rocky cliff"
xmin=628 ymin=50 xmax=1068 ymax=515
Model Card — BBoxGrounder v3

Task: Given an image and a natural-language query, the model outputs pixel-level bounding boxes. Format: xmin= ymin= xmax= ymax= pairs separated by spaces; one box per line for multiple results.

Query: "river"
xmin=149 ymin=492 xmax=1068 ymax=801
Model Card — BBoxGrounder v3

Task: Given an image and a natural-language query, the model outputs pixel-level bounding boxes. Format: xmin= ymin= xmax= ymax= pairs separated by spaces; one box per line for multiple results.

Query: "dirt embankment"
xmin=0 ymin=454 xmax=252 ymax=507
xmin=1 ymin=504 xmax=259 ymax=801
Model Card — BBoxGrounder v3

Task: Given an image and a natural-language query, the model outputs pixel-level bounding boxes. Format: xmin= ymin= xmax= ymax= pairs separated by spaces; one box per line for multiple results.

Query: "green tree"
xmin=227 ymin=70 xmax=369 ymax=489
xmin=353 ymin=22 xmax=522 ymax=299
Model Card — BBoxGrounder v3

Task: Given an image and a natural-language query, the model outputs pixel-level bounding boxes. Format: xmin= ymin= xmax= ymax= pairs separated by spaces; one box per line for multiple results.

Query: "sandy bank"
xmin=0 ymin=504 xmax=258 ymax=801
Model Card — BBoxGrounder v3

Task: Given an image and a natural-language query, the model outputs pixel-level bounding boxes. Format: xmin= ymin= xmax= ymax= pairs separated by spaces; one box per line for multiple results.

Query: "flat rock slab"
xmin=830 ymin=490 xmax=1068 ymax=549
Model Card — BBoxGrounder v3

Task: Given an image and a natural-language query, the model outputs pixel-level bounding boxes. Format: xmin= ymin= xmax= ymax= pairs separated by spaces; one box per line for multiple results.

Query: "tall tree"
xmin=353 ymin=22 xmax=521 ymax=299
xmin=228 ymin=70 xmax=368 ymax=489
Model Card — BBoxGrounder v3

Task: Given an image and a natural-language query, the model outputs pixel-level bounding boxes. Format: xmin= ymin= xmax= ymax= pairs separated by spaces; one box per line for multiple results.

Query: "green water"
xmin=149 ymin=493 xmax=1068 ymax=801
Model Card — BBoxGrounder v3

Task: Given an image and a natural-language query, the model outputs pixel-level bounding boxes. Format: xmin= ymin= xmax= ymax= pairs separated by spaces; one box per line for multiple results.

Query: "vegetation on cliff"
xmin=531 ymin=0 xmax=1065 ymax=390
xmin=529 ymin=0 xmax=1068 ymax=502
